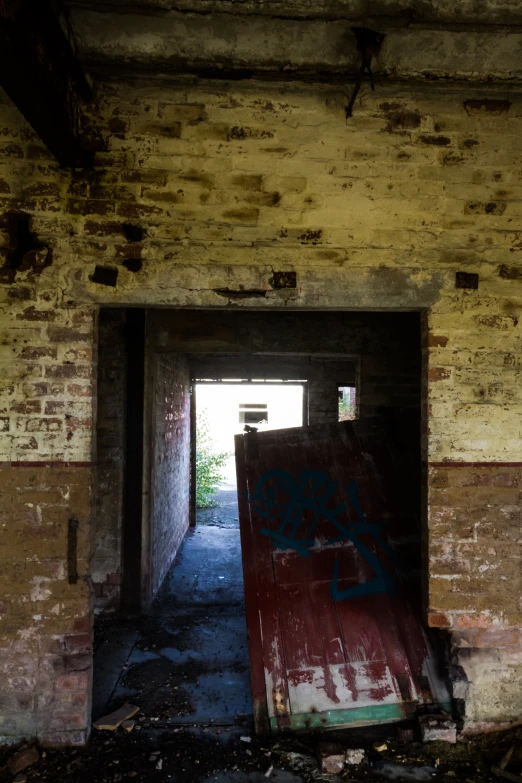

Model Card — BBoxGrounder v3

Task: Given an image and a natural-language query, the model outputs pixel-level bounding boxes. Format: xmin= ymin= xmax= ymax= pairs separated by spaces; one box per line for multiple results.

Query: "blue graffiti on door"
xmin=248 ymin=469 xmax=399 ymax=601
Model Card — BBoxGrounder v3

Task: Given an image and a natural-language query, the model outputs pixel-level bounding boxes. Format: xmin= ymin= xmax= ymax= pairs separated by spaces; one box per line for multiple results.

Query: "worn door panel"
xmin=235 ymin=419 xmax=450 ymax=733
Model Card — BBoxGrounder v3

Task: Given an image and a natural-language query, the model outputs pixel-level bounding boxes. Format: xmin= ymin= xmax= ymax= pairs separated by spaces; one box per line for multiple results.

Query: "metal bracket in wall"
xmin=345 ymin=27 xmax=386 ymax=120
xmin=68 ymin=518 xmax=79 ymax=585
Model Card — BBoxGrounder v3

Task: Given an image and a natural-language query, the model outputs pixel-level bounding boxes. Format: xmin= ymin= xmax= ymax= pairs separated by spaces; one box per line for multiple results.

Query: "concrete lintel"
xmin=71 ymin=7 xmax=522 ymax=83
xmin=67 ymin=0 xmax=522 ymax=28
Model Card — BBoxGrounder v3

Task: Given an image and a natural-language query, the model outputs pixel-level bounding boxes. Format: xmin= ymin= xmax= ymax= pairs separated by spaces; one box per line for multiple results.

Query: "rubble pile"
xmin=1 ymin=717 xmax=522 ymax=782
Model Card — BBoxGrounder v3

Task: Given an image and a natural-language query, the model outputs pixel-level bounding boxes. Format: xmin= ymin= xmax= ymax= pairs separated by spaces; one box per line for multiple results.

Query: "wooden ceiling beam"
xmin=0 ymin=0 xmax=93 ymax=167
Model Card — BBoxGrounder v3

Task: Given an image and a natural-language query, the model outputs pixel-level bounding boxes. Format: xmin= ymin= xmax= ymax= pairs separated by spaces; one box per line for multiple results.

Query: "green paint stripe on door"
xmin=270 ymin=702 xmax=412 ymax=732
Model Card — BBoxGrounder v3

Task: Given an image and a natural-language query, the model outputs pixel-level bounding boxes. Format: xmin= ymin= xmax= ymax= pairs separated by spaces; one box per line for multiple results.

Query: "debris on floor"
xmin=39 ymin=493 xmax=516 ymax=782
xmin=492 ymin=741 xmax=522 ymax=782
xmin=93 ymin=702 xmax=140 ymax=731
xmin=419 ymin=712 xmax=457 ymax=744
xmin=316 ymin=742 xmax=345 ymax=774
xmin=346 ymin=748 xmax=366 ymax=765
xmin=2 ymin=721 xmax=522 ymax=782
xmin=7 ymin=745 xmax=39 ymax=776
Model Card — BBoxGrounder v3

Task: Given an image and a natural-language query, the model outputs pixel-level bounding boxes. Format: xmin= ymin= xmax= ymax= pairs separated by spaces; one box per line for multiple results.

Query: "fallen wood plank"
xmin=491 ymin=766 xmax=522 ymax=782
xmin=93 ymin=703 xmax=139 ymax=731
xmin=500 ymin=746 xmax=516 ymax=771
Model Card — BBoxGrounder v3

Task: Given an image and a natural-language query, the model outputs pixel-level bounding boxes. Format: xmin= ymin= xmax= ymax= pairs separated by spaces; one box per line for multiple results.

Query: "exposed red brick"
xmin=49 ymin=711 xmax=87 ymax=730
xmin=44 ymin=401 xmax=64 ymax=415
xmin=56 ymin=673 xmax=89 ymax=692
xmin=27 ymin=383 xmax=51 ymax=397
xmin=25 ymin=418 xmax=62 ymax=432
xmin=19 ymin=347 xmax=57 ymax=360
xmin=428 ymin=612 xmax=452 ymax=628
xmin=10 ymin=401 xmax=41 ymax=414
xmin=65 ymin=416 xmax=92 ymax=432
xmin=67 ymin=384 xmax=92 ymax=397
xmin=72 ymin=616 xmax=92 ymax=634
xmin=45 ymin=365 xmax=91 ymax=379
xmin=455 ymin=613 xmax=494 ymax=629
xmin=428 ymin=367 xmax=451 ymax=381
xmin=47 ymin=327 xmax=91 ymax=343
xmin=63 ymin=635 xmax=92 ymax=653
xmin=18 ymin=436 xmax=38 ymax=449
xmin=428 ymin=334 xmax=449 ymax=347
xmin=63 ymin=348 xmax=92 ymax=362
xmin=16 ymin=306 xmax=56 ymax=321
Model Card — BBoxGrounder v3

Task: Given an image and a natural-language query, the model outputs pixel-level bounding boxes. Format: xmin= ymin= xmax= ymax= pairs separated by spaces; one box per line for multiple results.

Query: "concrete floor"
xmin=93 ymin=489 xmax=252 ymax=726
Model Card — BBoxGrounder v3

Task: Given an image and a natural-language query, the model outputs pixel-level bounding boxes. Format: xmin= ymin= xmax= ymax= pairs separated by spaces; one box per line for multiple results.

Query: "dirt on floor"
xmin=2 ymin=720 xmax=522 ymax=783
xmin=9 ymin=496 xmax=519 ymax=782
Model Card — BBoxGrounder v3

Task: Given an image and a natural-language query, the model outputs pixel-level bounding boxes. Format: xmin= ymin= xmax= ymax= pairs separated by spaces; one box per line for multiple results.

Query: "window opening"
xmin=338 ymin=385 xmax=356 ymax=421
xmin=239 ymin=403 xmax=268 ymax=425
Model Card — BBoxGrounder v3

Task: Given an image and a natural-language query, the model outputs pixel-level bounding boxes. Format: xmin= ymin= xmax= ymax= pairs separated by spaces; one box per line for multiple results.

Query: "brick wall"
xmin=149 ymin=352 xmax=191 ymax=601
xmin=0 ymin=77 xmax=521 ymax=740
xmin=92 ymin=309 xmax=126 ymax=610
xmin=0 ymin=465 xmax=92 ymax=746
xmin=427 ymin=463 xmax=522 ymax=729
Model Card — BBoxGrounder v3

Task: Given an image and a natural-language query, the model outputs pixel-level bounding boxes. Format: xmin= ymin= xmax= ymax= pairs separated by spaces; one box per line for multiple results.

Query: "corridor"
xmin=92 ymin=489 xmax=251 ymax=726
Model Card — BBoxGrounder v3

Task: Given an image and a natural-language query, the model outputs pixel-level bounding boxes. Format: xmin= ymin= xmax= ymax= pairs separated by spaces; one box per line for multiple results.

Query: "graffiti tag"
xmin=248 ymin=469 xmax=399 ymax=601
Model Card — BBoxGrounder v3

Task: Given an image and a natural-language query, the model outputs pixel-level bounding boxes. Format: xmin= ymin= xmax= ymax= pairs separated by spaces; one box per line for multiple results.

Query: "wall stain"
xmin=227 ymin=126 xmax=274 ymax=141
xmin=0 ymin=212 xmax=52 ymax=284
xmin=419 ymin=135 xmax=451 ymax=146
xmin=299 ymin=229 xmax=322 ymax=244
xmin=213 ymin=288 xmax=267 ymax=300
xmin=464 ymin=99 xmax=512 ymax=115
xmin=380 ymin=104 xmax=422 ymax=133
xmin=499 ymin=264 xmax=522 ymax=280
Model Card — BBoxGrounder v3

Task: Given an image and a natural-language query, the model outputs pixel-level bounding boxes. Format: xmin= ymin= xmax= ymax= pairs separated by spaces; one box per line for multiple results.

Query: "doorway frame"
xmin=113 ymin=309 xmax=423 ymax=618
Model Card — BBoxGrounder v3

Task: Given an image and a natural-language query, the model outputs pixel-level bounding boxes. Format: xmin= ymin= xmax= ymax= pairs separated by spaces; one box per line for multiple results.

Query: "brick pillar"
xmin=0 ymin=302 xmax=96 ymax=746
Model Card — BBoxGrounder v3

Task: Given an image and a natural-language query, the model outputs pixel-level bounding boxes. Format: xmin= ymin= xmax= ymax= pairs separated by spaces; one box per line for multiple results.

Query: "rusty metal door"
xmin=235 ymin=418 xmax=450 ymax=733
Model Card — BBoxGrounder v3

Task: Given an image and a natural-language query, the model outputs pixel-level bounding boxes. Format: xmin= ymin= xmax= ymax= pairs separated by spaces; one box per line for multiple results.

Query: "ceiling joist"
xmin=0 ymin=0 xmax=93 ymax=167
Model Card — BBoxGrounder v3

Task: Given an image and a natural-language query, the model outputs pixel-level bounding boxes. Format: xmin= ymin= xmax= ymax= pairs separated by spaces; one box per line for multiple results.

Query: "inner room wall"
xmin=150 ymin=310 xmax=421 ymax=424
xmin=93 ymin=309 xmax=127 ymax=609
xmin=148 ymin=351 xmax=191 ymax=603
